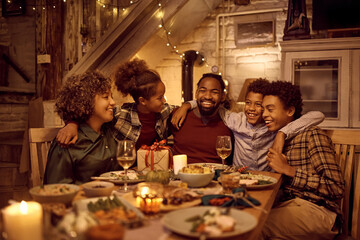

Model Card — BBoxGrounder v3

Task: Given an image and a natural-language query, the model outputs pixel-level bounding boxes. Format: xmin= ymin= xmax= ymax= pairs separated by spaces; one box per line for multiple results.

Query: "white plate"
xmin=94 ymin=170 xmax=145 ymax=184
xmin=219 ymin=173 xmax=278 ymax=190
xmin=161 ymin=206 xmax=257 ymax=238
xmin=73 ymin=195 xmax=145 ymax=219
xmin=168 ymin=180 xmax=223 ymax=195
xmin=188 ymin=163 xmax=225 ymax=170
xmin=239 ymin=173 xmax=278 ymax=189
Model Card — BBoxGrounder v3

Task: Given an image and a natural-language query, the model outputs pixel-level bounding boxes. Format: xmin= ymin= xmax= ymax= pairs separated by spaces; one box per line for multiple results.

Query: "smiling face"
xmin=196 ymin=77 xmax=225 ymax=117
xmin=141 ymin=81 xmax=166 ymax=113
xmin=262 ymin=95 xmax=295 ymax=132
xmin=244 ymin=91 xmax=264 ymax=126
xmin=91 ymin=90 xmax=115 ymax=124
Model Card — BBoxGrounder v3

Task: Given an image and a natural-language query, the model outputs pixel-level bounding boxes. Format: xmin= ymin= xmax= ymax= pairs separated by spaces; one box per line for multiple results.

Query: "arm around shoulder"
xmin=279 ymin=111 xmax=325 ymax=140
xmin=43 ymin=141 xmax=75 ymax=184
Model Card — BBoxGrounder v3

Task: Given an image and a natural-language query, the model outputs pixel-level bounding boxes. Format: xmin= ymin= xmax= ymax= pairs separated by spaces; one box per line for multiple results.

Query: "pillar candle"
xmin=2 ymin=201 xmax=43 ymax=240
xmin=173 ymin=154 xmax=187 ymax=175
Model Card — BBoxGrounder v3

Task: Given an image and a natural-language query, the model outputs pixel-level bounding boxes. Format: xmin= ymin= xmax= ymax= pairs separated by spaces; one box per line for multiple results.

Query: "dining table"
xmin=72 ymin=170 xmax=283 ymax=240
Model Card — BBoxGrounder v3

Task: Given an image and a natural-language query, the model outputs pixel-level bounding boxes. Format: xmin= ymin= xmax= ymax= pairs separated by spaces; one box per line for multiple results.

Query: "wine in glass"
xmin=216 ymin=136 xmax=232 ymax=168
xmin=116 ymin=140 xmax=136 ymax=192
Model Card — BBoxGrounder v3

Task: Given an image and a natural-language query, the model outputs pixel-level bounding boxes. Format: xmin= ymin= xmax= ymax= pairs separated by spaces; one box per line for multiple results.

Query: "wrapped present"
xmin=137 ymin=140 xmax=173 ymax=172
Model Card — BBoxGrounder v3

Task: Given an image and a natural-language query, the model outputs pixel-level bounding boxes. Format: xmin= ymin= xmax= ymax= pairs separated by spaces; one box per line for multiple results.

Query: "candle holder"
xmin=134 ymin=182 xmax=163 ymax=215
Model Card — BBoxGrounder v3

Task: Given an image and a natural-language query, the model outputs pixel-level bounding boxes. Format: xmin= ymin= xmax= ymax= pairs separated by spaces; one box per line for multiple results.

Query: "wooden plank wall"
xmin=35 ymin=0 xmax=64 ymax=100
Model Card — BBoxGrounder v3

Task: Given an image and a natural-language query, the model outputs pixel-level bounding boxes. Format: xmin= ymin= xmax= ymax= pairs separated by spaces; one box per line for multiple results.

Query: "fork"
xmin=234 ymin=187 xmax=268 ymax=214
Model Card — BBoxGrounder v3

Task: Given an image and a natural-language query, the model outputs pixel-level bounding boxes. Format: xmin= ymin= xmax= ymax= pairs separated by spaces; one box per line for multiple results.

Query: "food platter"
xmin=73 ymin=195 xmax=145 ymax=225
xmin=168 ymin=181 xmax=222 ymax=195
xmin=218 ymin=173 xmax=278 ymax=190
xmin=161 ymin=206 xmax=257 ymax=238
xmin=238 ymin=173 xmax=278 ymax=189
xmin=188 ymin=163 xmax=225 ymax=170
xmin=92 ymin=170 xmax=145 ymax=184
xmin=121 ymin=192 xmax=201 ymax=212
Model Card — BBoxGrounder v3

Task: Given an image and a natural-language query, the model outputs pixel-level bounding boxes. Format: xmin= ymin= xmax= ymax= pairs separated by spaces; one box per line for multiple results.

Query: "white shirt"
xmin=223 ymin=110 xmax=324 ymax=171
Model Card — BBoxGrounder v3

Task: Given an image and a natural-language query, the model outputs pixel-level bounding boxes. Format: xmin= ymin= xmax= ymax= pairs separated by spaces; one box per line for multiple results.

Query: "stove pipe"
xmin=181 ymin=50 xmax=199 ymax=102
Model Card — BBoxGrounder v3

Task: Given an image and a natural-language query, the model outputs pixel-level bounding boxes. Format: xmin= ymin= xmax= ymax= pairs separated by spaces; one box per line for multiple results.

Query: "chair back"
xmin=29 ymin=127 xmax=61 ymax=187
xmin=325 ymin=129 xmax=360 ymax=239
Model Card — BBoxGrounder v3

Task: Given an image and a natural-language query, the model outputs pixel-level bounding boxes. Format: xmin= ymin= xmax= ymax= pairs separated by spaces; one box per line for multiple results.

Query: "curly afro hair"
xmin=55 ymin=71 xmax=112 ymax=123
xmin=113 ymin=58 xmax=162 ymax=103
xmin=246 ymin=78 xmax=270 ymax=96
xmin=264 ymin=81 xmax=303 ymax=119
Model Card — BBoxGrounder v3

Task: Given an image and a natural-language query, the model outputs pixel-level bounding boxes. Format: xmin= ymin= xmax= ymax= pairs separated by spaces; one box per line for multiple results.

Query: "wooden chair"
xmin=325 ymin=129 xmax=360 ymax=239
xmin=29 ymin=127 xmax=61 ymax=187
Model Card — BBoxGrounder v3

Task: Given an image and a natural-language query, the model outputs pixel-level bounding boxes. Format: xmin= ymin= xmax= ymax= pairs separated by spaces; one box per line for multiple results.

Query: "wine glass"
xmin=216 ymin=136 xmax=232 ymax=169
xmin=116 ymin=140 xmax=136 ymax=192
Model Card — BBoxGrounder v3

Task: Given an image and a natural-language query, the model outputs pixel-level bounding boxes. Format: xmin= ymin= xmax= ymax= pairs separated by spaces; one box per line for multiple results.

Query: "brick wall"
xmin=155 ymin=0 xmax=289 ymax=106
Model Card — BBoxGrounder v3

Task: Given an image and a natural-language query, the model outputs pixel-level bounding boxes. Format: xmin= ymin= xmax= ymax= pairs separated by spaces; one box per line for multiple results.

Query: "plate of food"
xmin=188 ymin=163 xmax=225 ymax=171
xmin=218 ymin=172 xmax=277 ymax=190
xmin=92 ymin=170 xmax=145 ymax=184
xmin=238 ymin=173 xmax=278 ymax=189
xmin=73 ymin=195 xmax=144 ymax=227
xmin=122 ymin=185 xmax=202 ymax=212
xmin=161 ymin=206 xmax=257 ymax=238
xmin=29 ymin=183 xmax=80 ymax=205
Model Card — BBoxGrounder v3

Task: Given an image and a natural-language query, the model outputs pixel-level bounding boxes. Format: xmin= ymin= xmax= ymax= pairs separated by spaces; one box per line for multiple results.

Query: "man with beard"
xmin=170 ymin=73 xmax=233 ymax=164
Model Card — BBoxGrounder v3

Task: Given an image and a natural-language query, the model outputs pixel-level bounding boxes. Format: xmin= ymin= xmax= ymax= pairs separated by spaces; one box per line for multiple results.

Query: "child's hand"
xmin=56 ymin=122 xmax=79 ymax=147
xmin=171 ymin=103 xmax=191 ymax=130
xmin=266 ymin=148 xmax=295 ymax=177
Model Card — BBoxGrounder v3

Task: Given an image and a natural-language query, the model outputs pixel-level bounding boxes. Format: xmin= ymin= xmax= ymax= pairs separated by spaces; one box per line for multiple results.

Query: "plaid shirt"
xmin=282 ymin=126 xmax=344 ymax=214
xmin=112 ymin=102 xmax=175 ymax=142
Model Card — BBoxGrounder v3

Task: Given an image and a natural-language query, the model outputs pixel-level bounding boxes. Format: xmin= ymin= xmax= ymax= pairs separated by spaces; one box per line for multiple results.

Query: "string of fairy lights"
xmin=8 ymin=0 xmax=217 ymax=73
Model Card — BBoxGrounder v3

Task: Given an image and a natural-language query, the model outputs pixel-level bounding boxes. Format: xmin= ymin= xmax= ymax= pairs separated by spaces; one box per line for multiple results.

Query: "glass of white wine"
xmin=116 ymin=140 xmax=136 ymax=192
xmin=216 ymin=136 xmax=232 ymax=169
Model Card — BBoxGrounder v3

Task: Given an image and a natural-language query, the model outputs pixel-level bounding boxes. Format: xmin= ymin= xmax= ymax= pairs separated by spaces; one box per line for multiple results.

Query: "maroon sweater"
xmin=171 ymin=110 xmax=233 ymax=164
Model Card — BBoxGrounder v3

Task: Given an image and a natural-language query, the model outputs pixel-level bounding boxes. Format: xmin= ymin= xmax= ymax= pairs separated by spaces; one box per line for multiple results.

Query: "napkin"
xmin=201 ymin=188 xmax=260 ymax=208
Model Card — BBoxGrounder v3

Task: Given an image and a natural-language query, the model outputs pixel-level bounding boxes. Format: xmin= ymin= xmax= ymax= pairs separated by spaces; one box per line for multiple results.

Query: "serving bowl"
xmin=29 ymin=183 xmax=80 ymax=205
xmin=178 ymin=171 xmax=215 ymax=188
xmin=82 ymin=181 xmax=115 ymax=197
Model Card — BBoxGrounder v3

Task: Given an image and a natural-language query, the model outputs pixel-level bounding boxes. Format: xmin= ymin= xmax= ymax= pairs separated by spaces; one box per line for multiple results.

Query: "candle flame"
xmin=20 ymin=201 xmax=28 ymax=214
xmin=140 ymin=187 xmax=149 ymax=197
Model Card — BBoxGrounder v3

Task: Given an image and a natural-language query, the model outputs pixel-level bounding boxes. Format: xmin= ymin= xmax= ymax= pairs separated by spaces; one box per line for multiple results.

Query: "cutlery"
xmin=233 ymin=187 xmax=268 ymax=214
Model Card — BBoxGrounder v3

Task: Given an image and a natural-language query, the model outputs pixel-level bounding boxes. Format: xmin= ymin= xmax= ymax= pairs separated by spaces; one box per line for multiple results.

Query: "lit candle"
xmin=134 ymin=182 xmax=163 ymax=214
xmin=173 ymin=154 xmax=187 ymax=175
xmin=2 ymin=201 xmax=43 ymax=240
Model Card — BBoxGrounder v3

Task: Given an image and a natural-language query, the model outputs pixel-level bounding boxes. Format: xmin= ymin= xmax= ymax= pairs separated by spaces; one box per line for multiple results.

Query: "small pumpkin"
xmin=145 ymin=170 xmax=170 ymax=184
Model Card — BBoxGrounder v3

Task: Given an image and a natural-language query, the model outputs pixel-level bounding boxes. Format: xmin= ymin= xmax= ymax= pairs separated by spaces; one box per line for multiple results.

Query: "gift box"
xmin=137 ymin=140 xmax=172 ymax=172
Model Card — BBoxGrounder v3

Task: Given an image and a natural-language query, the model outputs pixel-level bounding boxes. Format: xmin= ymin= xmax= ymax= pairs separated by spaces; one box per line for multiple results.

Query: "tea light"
xmin=173 ymin=154 xmax=187 ymax=175
xmin=2 ymin=201 xmax=43 ymax=240
xmin=134 ymin=182 xmax=163 ymax=214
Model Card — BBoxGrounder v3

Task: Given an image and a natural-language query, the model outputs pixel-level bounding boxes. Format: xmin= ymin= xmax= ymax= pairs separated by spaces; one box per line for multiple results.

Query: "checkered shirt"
xmin=282 ymin=126 xmax=345 ymax=214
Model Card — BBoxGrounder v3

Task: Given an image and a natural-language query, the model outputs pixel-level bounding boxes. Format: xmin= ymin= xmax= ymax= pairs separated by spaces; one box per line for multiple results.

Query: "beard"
xmin=197 ymin=99 xmax=221 ymax=116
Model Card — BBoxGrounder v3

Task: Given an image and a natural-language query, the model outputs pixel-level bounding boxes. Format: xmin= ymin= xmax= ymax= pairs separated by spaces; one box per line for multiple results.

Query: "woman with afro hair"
xmin=56 ymin=59 xmax=192 ymax=151
xmin=44 ymin=71 xmax=120 ymax=184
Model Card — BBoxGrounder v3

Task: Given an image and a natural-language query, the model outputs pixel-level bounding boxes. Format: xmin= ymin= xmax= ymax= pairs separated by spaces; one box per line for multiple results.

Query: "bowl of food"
xmin=29 ymin=184 xmax=80 ymax=205
xmin=82 ymin=181 xmax=115 ymax=197
xmin=178 ymin=165 xmax=215 ymax=188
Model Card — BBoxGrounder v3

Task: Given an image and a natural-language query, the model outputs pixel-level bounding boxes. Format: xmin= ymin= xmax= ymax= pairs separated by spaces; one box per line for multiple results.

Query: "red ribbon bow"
xmin=140 ymin=140 xmax=173 ymax=170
